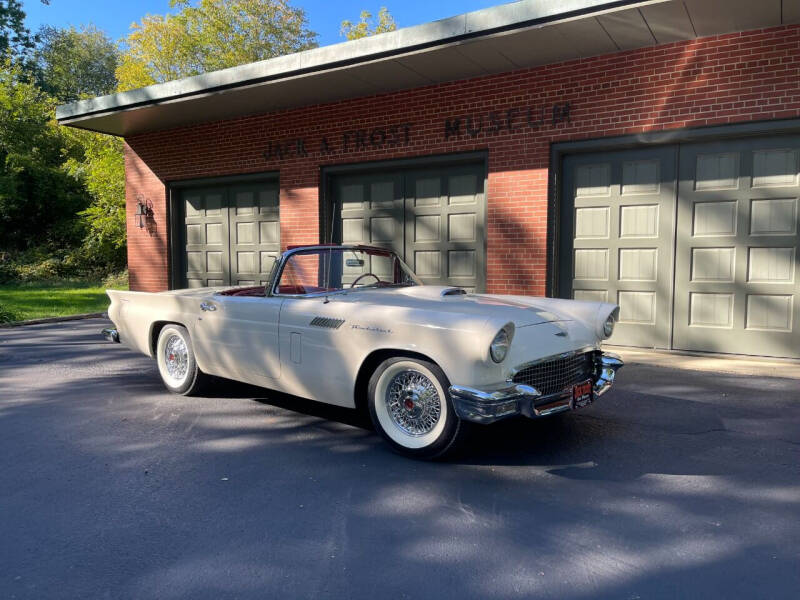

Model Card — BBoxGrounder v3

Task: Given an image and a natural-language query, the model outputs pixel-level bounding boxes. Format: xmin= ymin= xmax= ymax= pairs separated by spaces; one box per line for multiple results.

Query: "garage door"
xmin=673 ymin=137 xmax=800 ymax=358
xmin=332 ymin=163 xmax=486 ymax=292
xmin=179 ymin=179 xmax=280 ymax=288
xmin=561 ymin=135 xmax=800 ymax=359
xmin=562 ymin=147 xmax=678 ymax=348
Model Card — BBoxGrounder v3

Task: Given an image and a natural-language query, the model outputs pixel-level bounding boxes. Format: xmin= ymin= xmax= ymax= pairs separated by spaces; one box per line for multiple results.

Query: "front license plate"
xmin=571 ymin=379 xmax=593 ymax=409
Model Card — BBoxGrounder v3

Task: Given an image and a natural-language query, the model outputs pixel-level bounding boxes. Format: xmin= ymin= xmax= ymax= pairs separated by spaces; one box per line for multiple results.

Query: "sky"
xmin=23 ymin=0 xmax=503 ymax=47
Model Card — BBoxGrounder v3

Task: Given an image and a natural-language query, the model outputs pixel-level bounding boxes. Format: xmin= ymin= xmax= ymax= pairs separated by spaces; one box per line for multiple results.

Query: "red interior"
xmin=276 ymin=285 xmax=332 ymax=295
xmin=218 ymin=284 xmax=334 ymax=296
xmin=218 ymin=286 xmax=265 ymax=297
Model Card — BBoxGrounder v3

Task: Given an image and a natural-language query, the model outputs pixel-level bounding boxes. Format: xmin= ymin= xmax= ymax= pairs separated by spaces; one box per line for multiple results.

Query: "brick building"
xmin=57 ymin=0 xmax=800 ymax=358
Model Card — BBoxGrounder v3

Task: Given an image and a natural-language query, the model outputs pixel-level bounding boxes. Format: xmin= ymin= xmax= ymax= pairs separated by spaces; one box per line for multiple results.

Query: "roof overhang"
xmin=56 ymin=0 xmax=800 ymax=136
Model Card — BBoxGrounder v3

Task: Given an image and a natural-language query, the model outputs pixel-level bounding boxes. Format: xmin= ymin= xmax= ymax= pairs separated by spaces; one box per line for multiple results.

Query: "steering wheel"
xmin=350 ymin=272 xmax=381 ymax=288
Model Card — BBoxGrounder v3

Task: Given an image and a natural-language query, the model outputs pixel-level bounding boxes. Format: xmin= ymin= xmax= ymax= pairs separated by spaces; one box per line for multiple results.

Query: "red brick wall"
xmin=125 ymin=25 xmax=800 ymax=293
xmin=124 ymin=143 xmax=169 ymax=291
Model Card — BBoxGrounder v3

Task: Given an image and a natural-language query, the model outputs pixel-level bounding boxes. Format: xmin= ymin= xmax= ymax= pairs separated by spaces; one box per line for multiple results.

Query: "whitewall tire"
xmin=368 ymin=357 xmax=465 ymax=459
xmin=156 ymin=324 xmax=208 ymax=396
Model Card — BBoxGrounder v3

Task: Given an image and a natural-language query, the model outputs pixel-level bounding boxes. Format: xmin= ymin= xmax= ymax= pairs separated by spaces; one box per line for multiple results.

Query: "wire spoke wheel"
xmin=164 ymin=334 xmax=189 ymax=382
xmin=385 ymin=370 xmax=441 ymax=436
xmin=156 ymin=324 xmax=208 ymax=396
xmin=369 ymin=357 xmax=464 ymax=458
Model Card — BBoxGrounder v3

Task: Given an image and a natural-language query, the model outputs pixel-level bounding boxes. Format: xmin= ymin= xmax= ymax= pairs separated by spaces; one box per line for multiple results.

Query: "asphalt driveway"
xmin=1 ymin=318 xmax=799 ymax=599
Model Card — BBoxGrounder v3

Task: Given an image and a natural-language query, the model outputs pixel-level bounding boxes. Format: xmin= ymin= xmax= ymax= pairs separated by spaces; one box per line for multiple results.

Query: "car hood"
xmin=338 ymin=285 xmax=583 ymax=327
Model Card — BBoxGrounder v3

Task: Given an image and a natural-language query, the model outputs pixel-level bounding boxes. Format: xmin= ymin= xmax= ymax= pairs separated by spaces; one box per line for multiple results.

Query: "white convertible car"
xmin=102 ymin=244 xmax=623 ymax=458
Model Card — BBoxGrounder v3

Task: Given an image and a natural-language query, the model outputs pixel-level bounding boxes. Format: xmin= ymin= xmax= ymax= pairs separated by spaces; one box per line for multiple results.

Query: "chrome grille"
xmin=512 ymin=351 xmax=594 ymax=396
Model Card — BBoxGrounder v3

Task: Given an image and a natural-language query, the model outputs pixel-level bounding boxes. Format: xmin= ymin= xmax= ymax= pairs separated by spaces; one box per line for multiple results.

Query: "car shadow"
xmin=202 ymin=377 xmax=373 ymax=430
xmin=197 ymin=376 xmax=628 ymax=466
xmin=164 ymin=363 xmax=799 ymax=479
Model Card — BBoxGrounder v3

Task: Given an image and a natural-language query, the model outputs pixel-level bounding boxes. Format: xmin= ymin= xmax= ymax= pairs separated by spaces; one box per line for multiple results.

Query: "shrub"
xmin=0 ymin=303 xmax=20 ymax=324
xmin=102 ymin=269 xmax=128 ymax=289
xmin=0 ymin=247 xmax=82 ymax=283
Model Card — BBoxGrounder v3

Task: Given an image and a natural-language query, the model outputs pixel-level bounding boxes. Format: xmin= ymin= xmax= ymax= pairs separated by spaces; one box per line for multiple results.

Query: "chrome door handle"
xmin=200 ymin=302 xmax=217 ymax=312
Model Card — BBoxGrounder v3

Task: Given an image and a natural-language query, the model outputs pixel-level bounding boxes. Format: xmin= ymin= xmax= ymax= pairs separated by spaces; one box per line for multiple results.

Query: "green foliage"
xmin=102 ymin=269 xmax=128 ymax=289
xmin=340 ymin=7 xmax=396 ymax=40
xmin=0 ymin=0 xmax=35 ymax=61
xmin=116 ymin=0 xmax=318 ymax=90
xmin=0 ymin=247 xmax=79 ymax=283
xmin=62 ymin=129 xmax=126 ymax=272
xmin=34 ymin=25 xmax=118 ymax=102
xmin=0 ymin=59 xmax=62 ymax=160
xmin=0 ymin=61 xmax=89 ymax=251
xmin=0 ymin=302 xmax=20 ymax=323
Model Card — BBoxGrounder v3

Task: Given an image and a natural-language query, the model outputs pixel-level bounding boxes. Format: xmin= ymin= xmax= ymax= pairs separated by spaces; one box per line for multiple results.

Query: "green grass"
xmin=0 ymin=279 xmax=127 ymax=323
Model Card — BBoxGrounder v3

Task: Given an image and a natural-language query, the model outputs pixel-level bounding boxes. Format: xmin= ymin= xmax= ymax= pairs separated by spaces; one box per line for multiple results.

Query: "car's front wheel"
xmin=368 ymin=356 xmax=466 ymax=459
xmin=156 ymin=324 xmax=209 ymax=395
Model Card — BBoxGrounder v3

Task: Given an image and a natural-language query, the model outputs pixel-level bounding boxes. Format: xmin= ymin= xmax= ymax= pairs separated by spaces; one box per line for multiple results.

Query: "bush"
xmin=102 ymin=269 xmax=128 ymax=288
xmin=0 ymin=247 xmax=83 ymax=283
xmin=0 ymin=246 xmax=129 ymax=285
xmin=0 ymin=303 xmax=20 ymax=324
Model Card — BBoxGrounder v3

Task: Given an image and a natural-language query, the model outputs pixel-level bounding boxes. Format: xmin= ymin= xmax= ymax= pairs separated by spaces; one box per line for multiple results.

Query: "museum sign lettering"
xmin=444 ymin=102 xmax=571 ymax=140
xmin=261 ymin=101 xmax=572 ymax=161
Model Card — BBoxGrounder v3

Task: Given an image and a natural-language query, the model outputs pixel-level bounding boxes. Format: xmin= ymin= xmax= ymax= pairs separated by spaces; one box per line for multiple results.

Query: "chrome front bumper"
xmin=448 ymin=352 xmax=624 ymax=424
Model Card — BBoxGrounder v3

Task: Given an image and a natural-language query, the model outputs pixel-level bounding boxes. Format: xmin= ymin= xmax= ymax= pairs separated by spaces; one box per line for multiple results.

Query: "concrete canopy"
xmin=56 ymin=0 xmax=800 ymax=136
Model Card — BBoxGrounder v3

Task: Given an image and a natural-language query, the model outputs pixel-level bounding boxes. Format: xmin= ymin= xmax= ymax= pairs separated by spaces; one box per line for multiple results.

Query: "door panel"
xmin=673 ymin=137 xmax=800 ymax=358
xmin=336 ymin=172 xmax=403 ymax=284
xmin=332 ymin=162 xmax=486 ymax=291
xmin=183 ymin=187 xmax=228 ymax=288
xmin=192 ymin=295 xmax=283 ymax=382
xmin=562 ymin=147 xmax=677 ymax=348
xmin=179 ymin=179 xmax=279 ymax=288
xmin=405 ymin=166 xmax=486 ymax=292
xmin=228 ymin=182 xmax=280 ymax=286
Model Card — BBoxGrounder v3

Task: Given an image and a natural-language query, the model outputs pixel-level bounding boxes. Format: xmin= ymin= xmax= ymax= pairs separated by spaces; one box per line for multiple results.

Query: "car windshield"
xmin=273 ymin=247 xmax=421 ymax=296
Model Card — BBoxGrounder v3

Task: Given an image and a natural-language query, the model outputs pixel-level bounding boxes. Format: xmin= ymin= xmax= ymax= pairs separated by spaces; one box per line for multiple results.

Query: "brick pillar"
xmin=124 ymin=142 xmax=169 ymax=291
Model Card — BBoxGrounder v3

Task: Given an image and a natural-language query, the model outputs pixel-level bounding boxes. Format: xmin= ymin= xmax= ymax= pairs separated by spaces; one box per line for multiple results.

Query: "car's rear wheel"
xmin=156 ymin=324 xmax=209 ymax=396
xmin=368 ymin=356 xmax=466 ymax=459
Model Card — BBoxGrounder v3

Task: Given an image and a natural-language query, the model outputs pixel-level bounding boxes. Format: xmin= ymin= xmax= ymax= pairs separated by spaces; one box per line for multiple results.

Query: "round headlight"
xmin=603 ymin=314 xmax=615 ymax=338
xmin=490 ymin=327 xmax=511 ymax=363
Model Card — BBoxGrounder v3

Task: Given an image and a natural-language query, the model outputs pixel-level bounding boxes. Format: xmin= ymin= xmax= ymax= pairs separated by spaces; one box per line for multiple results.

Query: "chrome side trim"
xmin=101 ymin=328 xmax=120 ymax=343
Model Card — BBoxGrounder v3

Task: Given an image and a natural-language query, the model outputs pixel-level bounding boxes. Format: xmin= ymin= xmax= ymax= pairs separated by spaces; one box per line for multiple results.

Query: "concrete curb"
xmin=616 ymin=348 xmax=800 ymax=380
xmin=0 ymin=312 xmax=106 ymax=328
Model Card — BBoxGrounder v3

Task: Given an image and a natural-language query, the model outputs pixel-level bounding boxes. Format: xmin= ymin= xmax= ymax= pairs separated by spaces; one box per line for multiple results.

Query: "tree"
xmin=62 ymin=129 xmax=126 ymax=271
xmin=0 ymin=0 xmax=34 ymax=60
xmin=340 ymin=7 xmax=396 ymax=41
xmin=116 ymin=0 xmax=318 ymax=91
xmin=0 ymin=60 xmax=87 ymax=251
xmin=34 ymin=25 xmax=118 ymax=103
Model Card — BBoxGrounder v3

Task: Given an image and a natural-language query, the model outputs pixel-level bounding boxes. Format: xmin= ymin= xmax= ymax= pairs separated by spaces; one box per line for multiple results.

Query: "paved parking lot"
xmin=1 ymin=318 xmax=799 ymax=599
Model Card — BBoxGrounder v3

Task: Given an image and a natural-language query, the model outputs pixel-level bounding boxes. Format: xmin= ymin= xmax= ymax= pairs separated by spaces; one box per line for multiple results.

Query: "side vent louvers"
xmin=310 ymin=316 xmax=345 ymax=329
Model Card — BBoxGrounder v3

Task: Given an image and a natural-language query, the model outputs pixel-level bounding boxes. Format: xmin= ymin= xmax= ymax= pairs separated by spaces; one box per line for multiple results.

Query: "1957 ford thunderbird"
xmin=102 ymin=244 xmax=623 ymax=458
